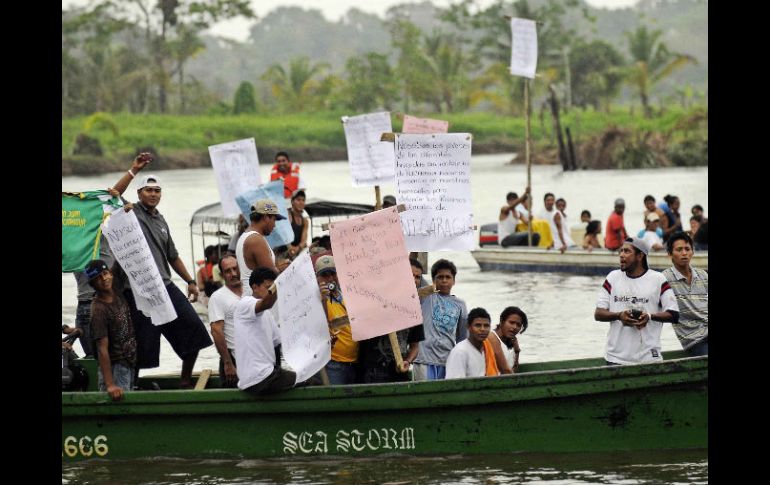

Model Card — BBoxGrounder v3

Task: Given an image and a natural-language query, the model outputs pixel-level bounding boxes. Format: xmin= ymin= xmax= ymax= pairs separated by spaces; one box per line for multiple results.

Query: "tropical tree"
xmin=261 ymin=57 xmax=332 ymax=112
xmin=343 ymin=52 xmax=400 ymax=112
xmin=232 ymin=81 xmax=257 ymax=114
xmin=624 ymin=25 xmax=697 ymax=118
xmin=569 ymin=40 xmax=626 ymax=111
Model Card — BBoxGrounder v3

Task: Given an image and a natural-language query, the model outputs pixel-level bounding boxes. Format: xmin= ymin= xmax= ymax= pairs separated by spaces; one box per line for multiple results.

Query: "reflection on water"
xmin=62 ymin=450 xmax=707 ymax=484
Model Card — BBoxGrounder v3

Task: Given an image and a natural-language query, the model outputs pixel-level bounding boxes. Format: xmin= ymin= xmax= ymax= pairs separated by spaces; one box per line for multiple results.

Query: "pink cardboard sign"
xmin=329 ymin=207 xmax=422 ymax=341
xmin=402 ymin=114 xmax=449 ymax=134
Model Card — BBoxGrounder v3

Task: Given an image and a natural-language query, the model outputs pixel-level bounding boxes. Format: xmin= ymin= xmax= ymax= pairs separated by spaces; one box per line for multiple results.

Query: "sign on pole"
xmin=509 ymin=18 xmax=538 ymax=79
xmin=275 ymin=252 xmax=331 ymax=383
xmin=103 ymin=209 xmax=177 ymax=325
xmin=342 ymin=112 xmax=395 ymax=187
xmin=209 ymin=138 xmax=262 ymax=217
xmin=329 ymin=207 xmax=422 ymax=341
xmin=394 ymin=133 xmax=475 ymax=251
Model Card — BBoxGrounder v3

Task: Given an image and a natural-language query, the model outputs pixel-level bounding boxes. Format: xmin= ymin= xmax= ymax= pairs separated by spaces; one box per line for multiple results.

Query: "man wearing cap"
xmin=640 ymin=213 xmax=665 ymax=251
xmin=382 ymin=195 xmax=397 ymax=209
xmin=270 ymin=151 xmax=306 ymax=199
xmin=315 ymin=255 xmax=359 ymax=385
xmin=116 ymin=171 xmax=213 ymax=389
xmin=85 ymin=258 xmax=137 ymax=402
xmin=236 ymin=199 xmax=285 ymax=296
xmin=604 ymin=198 xmax=628 ymax=251
xmin=594 ymin=237 xmax=680 ymax=365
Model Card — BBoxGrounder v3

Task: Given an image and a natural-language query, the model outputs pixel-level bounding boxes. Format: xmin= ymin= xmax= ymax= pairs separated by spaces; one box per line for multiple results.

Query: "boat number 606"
xmin=62 ymin=435 xmax=108 ymax=458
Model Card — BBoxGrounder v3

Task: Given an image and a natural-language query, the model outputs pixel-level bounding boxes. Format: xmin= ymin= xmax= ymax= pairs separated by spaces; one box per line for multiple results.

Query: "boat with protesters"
xmin=473 ymin=223 xmax=708 ymax=276
xmin=62 ymin=350 xmax=706 ymax=461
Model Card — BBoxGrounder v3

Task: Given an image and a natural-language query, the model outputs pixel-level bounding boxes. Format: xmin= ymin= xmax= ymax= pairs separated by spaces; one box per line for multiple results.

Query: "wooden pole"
xmin=388 ymin=332 xmax=406 ymax=374
xmin=374 ymin=185 xmax=382 ymax=210
xmin=525 ymin=79 xmax=533 ymax=246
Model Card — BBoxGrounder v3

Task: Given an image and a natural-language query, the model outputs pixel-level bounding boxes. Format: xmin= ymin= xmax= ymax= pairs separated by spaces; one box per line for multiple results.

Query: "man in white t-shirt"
xmin=640 ymin=213 xmax=665 ymax=251
xmin=594 ymin=237 xmax=679 ymax=365
xmin=207 ymin=255 xmax=242 ymax=388
xmin=233 ymin=267 xmax=296 ymax=394
xmin=446 ymin=308 xmax=492 ymax=379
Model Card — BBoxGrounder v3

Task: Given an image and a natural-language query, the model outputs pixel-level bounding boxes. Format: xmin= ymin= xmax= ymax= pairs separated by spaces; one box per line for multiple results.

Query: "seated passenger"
xmin=445 ymin=307 xmax=492 ymax=379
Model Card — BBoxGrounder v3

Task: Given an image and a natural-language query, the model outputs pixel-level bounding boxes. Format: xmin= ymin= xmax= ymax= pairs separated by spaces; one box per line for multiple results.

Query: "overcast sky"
xmin=62 ymin=0 xmax=641 ymax=42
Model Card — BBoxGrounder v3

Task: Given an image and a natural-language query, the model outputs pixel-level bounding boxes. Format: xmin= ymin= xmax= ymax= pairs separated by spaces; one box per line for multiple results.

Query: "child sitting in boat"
xmin=583 ymin=220 xmax=602 ymax=251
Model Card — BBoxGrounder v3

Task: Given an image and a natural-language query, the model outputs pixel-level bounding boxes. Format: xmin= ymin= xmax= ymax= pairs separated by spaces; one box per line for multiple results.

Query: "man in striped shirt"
xmin=662 ymin=232 xmax=708 ymax=356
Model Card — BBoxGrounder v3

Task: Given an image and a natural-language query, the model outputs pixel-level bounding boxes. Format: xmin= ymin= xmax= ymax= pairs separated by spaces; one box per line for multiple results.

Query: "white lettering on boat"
xmin=282 ymin=427 xmax=416 ymax=455
xmin=62 ymin=435 xmax=108 ymax=458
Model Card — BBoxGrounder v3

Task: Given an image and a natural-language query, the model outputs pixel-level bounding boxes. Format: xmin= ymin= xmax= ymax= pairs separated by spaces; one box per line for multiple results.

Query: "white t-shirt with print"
xmin=596 ymin=269 xmax=679 ymax=364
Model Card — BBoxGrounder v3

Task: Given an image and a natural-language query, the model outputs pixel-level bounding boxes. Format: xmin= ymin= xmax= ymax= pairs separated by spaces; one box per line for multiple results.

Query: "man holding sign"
xmin=115 ymin=171 xmax=213 ymax=389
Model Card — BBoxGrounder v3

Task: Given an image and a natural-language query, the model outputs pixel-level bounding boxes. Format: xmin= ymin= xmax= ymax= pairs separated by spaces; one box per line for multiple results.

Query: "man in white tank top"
xmin=236 ymin=199 xmax=284 ymax=296
xmin=553 ymin=198 xmax=576 ymax=251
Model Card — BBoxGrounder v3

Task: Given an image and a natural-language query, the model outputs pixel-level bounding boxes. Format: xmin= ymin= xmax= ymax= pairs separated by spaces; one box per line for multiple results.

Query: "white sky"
xmin=62 ymin=0 xmax=641 ymax=42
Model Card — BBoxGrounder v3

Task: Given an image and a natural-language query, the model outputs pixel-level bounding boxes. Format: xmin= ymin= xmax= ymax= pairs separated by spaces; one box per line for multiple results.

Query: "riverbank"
xmin=62 ymin=107 xmax=707 ymax=175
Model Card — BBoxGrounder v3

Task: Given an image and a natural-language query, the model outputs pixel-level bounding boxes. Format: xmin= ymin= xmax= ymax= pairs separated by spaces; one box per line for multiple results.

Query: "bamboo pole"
xmin=525 ymin=79 xmax=533 ymax=246
xmin=374 ymin=185 xmax=382 ymax=210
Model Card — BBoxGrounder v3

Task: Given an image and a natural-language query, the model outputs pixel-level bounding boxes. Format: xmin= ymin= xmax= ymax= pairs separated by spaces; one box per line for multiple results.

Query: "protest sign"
xmin=342 ymin=111 xmax=395 ymax=187
xmin=402 ymin=114 xmax=449 ymax=134
xmin=209 ymin=138 xmax=262 ymax=217
xmin=509 ymin=18 xmax=538 ymax=79
xmin=235 ymin=180 xmax=294 ymax=248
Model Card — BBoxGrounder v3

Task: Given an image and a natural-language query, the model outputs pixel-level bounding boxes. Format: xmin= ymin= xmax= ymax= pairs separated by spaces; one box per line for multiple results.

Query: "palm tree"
xmin=625 ymin=25 xmax=697 ymax=118
xmin=261 ymin=57 xmax=331 ymax=112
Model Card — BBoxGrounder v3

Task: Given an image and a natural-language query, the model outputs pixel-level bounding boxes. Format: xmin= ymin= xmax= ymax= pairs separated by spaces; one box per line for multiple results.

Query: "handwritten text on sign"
xmin=103 ymin=209 xmax=176 ymax=325
xmin=342 ymin=111 xmax=395 ymax=187
xmin=402 ymin=114 xmax=449 ymax=134
xmin=395 ymin=133 xmax=474 ymax=251
xmin=209 ymin=138 xmax=262 ymax=217
xmin=275 ymin=252 xmax=331 ymax=382
xmin=509 ymin=18 xmax=538 ymax=79
xmin=329 ymin=208 xmax=421 ymax=341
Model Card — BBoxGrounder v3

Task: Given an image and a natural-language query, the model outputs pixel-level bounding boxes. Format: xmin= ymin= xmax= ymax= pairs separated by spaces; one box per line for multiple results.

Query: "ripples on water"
xmin=62 ymin=451 xmax=707 ymax=484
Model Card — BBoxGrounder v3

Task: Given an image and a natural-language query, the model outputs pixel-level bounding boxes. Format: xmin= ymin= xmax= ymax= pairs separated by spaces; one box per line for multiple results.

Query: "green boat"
xmin=61 ymin=351 xmax=707 ymax=461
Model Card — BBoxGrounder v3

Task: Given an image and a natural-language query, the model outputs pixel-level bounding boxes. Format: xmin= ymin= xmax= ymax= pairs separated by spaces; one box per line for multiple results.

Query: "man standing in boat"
xmin=208 ymin=255 xmax=243 ymax=388
xmin=236 ymin=199 xmax=284 ymax=296
xmin=498 ymin=187 xmax=541 ymax=247
xmin=662 ymin=232 xmax=708 ymax=356
xmin=269 ymin=151 xmax=306 ymax=200
xmin=594 ymin=238 xmax=679 ymax=365
xmin=117 ymin=172 xmax=213 ymax=389
xmin=413 ymin=259 xmax=468 ymax=380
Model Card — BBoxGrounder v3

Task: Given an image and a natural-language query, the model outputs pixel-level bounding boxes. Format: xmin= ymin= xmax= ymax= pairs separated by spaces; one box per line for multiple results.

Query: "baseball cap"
xmin=382 ymin=195 xmax=397 ymax=207
xmin=138 ymin=174 xmax=161 ymax=190
xmin=315 ymin=255 xmax=336 ymax=274
xmin=627 ymin=237 xmax=650 ymax=256
xmin=614 ymin=198 xmax=625 ymax=206
xmin=84 ymin=259 xmax=109 ymax=281
xmin=250 ymin=199 xmax=286 ymax=220
xmin=645 ymin=212 xmax=660 ymax=222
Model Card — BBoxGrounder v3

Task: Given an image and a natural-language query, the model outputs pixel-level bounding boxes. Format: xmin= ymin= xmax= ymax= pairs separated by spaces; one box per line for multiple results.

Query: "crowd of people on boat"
xmin=497 ymin=189 xmax=708 ymax=252
xmin=64 ymin=152 xmax=707 ymax=401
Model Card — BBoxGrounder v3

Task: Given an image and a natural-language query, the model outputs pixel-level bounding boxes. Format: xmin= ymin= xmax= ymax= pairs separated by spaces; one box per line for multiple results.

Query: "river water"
xmin=61 ymin=154 xmax=707 ymax=483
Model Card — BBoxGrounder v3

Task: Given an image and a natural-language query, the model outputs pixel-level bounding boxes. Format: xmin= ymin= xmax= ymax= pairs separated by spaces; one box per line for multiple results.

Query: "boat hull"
xmin=471 ymin=247 xmax=708 ymax=276
xmin=62 ymin=356 xmax=707 ymax=460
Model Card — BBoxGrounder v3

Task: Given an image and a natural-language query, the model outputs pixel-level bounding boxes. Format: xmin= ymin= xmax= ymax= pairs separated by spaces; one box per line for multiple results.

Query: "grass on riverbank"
xmin=62 ymin=106 xmax=707 ymax=174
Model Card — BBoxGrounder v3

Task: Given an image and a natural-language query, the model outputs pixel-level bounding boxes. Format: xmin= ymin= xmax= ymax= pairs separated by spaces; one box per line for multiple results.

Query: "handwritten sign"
xmin=235 ymin=180 xmax=294 ymax=248
xmin=275 ymin=252 xmax=331 ymax=382
xmin=509 ymin=18 xmax=538 ymax=79
xmin=209 ymin=138 xmax=262 ymax=217
xmin=102 ymin=209 xmax=177 ymax=325
xmin=394 ymin=133 xmax=474 ymax=251
xmin=402 ymin=114 xmax=449 ymax=134
xmin=342 ymin=112 xmax=395 ymax=187
xmin=329 ymin=208 xmax=422 ymax=341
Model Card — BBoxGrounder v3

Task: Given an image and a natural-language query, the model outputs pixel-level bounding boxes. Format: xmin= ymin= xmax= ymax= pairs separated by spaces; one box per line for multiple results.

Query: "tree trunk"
xmin=565 ymin=126 xmax=577 ymax=170
xmin=548 ymin=84 xmax=569 ymax=171
xmin=179 ymin=61 xmax=186 ymax=114
xmin=641 ymin=90 xmax=651 ymax=118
